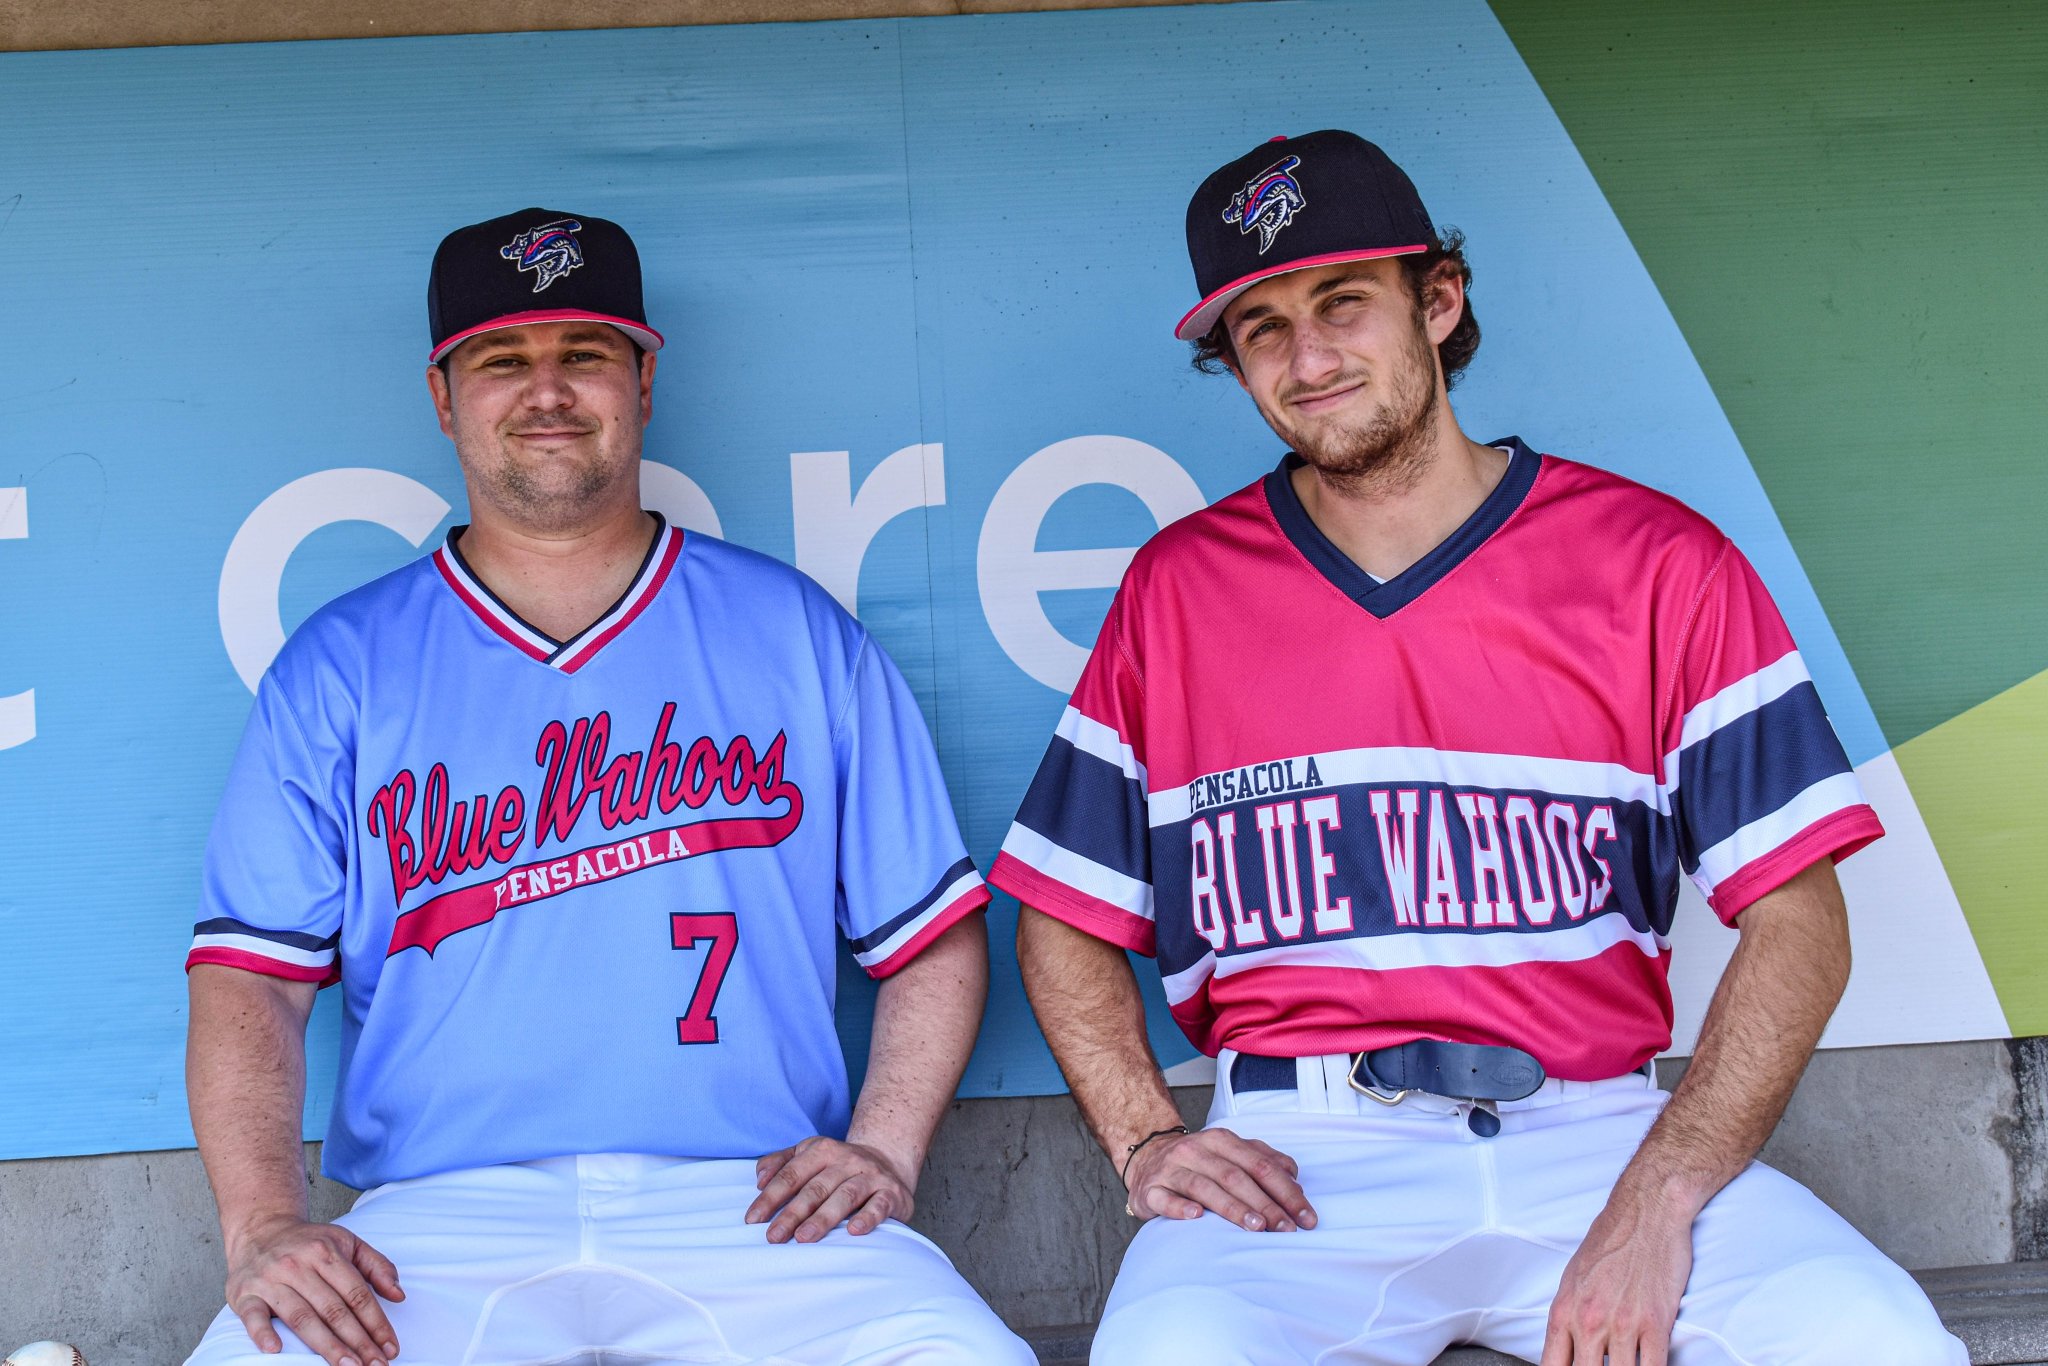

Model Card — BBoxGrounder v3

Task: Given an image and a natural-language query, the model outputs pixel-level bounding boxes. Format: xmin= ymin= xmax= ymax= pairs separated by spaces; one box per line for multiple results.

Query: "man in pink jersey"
xmin=990 ymin=132 xmax=1962 ymax=1365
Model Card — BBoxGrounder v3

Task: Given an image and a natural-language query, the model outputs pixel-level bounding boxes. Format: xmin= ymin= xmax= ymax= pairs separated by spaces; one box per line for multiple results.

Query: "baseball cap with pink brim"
xmin=428 ymin=208 xmax=665 ymax=363
xmin=1175 ymin=131 xmax=1438 ymax=342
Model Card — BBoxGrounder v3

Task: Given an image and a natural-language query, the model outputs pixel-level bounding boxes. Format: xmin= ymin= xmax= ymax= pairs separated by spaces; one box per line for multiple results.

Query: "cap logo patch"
xmin=1222 ymin=155 xmax=1306 ymax=255
xmin=499 ymin=218 xmax=586 ymax=293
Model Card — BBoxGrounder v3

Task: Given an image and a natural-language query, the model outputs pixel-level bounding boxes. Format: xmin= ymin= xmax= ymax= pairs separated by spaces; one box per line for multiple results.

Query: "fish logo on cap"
xmin=499 ymin=218 xmax=586 ymax=293
xmin=1221 ymin=155 xmax=1306 ymax=255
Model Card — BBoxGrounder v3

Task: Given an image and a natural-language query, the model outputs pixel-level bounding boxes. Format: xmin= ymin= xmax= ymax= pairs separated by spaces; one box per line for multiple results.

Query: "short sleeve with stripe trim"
xmin=990 ymin=584 xmax=1156 ymax=954
xmin=188 ymin=674 xmax=348 ymax=985
xmin=833 ymin=634 xmax=990 ymax=976
xmin=1663 ymin=542 xmax=1883 ymax=922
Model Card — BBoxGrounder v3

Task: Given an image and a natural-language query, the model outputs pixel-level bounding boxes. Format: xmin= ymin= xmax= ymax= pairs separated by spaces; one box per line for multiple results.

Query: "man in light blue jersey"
xmin=182 ymin=208 xmax=1029 ymax=1366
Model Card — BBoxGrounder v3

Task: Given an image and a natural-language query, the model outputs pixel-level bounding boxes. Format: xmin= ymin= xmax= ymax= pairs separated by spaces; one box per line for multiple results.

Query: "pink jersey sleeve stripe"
xmin=1691 ymin=771 xmax=1872 ymax=902
xmin=1703 ymin=803 xmax=1884 ymax=923
xmin=989 ymin=851 xmax=1157 ymax=955
xmin=862 ymin=884 xmax=992 ymax=980
xmin=995 ymin=821 xmax=1154 ymax=923
xmin=848 ymin=857 xmax=985 ymax=968
xmin=185 ymin=945 xmax=340 ymax=987
xmin=188 ymin=918 xmax=338 ymax=973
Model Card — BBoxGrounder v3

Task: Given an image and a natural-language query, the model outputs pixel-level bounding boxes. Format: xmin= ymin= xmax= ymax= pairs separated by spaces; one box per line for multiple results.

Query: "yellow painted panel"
xmin=1896 ymin=668 xmax=2048 ymax=1034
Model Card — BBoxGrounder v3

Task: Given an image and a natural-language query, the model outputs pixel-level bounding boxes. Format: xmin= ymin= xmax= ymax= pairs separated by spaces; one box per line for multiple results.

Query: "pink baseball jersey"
xmin=989 ymin=441 xmax=1882 ymax=1080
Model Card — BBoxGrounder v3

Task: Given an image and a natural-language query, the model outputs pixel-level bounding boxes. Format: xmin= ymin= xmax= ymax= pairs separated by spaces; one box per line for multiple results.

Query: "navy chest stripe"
xmin=1148 ymin=778 xmax=1678 ymax=975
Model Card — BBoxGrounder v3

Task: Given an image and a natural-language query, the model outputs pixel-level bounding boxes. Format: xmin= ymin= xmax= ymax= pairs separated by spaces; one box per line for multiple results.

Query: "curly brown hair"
xmin=1191 ymin=229 xmax=1480 ymax=390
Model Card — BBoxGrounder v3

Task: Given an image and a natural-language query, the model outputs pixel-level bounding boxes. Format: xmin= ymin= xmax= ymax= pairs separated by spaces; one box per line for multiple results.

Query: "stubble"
xmin=459 ymin=419 xmax=632 ymax=536
xmin=1271 ymin=305 xmax=1442 ymax=500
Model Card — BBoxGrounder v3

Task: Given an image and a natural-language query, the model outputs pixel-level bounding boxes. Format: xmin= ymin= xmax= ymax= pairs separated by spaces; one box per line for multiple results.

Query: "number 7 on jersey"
xmin=670 ymin=912 xmax=738 ymax=1044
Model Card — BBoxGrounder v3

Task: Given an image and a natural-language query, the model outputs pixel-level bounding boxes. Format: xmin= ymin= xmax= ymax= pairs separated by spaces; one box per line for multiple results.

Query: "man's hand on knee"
xmin=1540 ymin=1189 xmax=1693 ymax=1366
xmin=748 ymin=1136 xmax=916 ymax=1244
xmin=226 ymin=1213 xmax=404 ymax=1366
xmin=1124 ymin=1127 xmax=1315 ymax=1233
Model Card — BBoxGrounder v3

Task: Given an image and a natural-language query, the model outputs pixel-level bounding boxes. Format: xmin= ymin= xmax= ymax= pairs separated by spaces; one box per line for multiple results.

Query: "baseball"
xmin=5 ymin=1346 xmax=85 ymax=1366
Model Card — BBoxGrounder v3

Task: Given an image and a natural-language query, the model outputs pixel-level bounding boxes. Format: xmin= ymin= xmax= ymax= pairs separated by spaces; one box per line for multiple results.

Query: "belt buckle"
xmin=1345 ymin=1051 xmax=1410 ymax=1106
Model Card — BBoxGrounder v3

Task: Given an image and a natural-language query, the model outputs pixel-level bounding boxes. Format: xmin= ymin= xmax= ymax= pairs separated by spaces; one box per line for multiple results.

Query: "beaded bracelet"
xmin=1120 ymin=1124 xmax=1190 ymax=1216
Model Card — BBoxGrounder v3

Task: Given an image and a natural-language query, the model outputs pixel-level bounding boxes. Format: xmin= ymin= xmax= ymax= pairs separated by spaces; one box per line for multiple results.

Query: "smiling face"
xmin=1220 ymin=256 xmax=1456 ymax=484
xmin=427 ymin=321 xmax=655 ymax=535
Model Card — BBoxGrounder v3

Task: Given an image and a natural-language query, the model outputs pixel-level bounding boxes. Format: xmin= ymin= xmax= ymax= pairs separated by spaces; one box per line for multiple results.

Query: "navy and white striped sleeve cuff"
xmin=186 ymin=916 xmax=341 ymax=985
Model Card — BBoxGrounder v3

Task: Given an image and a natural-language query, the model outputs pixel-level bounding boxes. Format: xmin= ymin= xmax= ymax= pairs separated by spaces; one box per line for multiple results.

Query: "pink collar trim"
xmin=434 ymin=517 xmax=684 ymax=673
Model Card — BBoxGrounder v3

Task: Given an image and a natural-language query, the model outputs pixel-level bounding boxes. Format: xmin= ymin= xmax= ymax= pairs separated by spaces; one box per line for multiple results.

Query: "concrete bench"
xmin=1023 ymin=1260 xmax=2048 ymax=1365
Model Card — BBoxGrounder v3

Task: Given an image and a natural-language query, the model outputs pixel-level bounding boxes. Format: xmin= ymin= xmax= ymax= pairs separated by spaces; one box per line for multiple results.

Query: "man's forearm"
xmin=187 ymin=963 xmax=320 ymax=1252
xmin=1016 ymin=906 xmax=1313 ymax=1232
xmin=189 ymin=964 xmax=406 ymax=1366
xmin=1015 ymin=907 xmax=1181 ymax=1161
xmin=1614 ymin=860 xmax=1851 ymax=1215
xmin=847 ymin=914 xmax=991 ymax=1175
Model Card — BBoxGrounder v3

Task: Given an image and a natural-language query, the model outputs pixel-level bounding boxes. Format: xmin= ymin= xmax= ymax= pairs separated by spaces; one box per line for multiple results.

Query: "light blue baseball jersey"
xmin=188 ymin=517 xmax=988 ymax=1190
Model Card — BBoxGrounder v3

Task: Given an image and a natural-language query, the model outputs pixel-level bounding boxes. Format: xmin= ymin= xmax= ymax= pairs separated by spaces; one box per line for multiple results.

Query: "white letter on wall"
xmin=219 ymin=469 xmax=450 ymax=692
xmin=978 ymin=436 xmax=1205 ymax=693
xmin=0 ymin=486 xmax=32 ymax=749
xmin=790 ymin=444 xmax=945 ymax=616
xmin=641 ymin=460 xmax=723 ymax=539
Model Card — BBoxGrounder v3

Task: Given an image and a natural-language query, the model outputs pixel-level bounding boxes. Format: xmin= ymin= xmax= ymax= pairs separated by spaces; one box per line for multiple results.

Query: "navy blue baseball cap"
xmin=428 ymin=208 xmax=665 ymax=362
xmin=1175 ymin=131 xmax=1437 ymax=341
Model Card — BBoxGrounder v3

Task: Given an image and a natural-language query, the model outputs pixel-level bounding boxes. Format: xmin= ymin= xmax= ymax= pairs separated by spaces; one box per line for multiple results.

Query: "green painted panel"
xmin=1490 ymin=0 xmax=2048 ymax=747
xmin=1896 ymin=668 xmax=2048 ymax=1033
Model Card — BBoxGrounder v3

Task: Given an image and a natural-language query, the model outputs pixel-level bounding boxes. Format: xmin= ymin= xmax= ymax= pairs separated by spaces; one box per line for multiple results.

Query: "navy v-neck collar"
xmin=1263 ymin=437 xmax=1541 ymax=619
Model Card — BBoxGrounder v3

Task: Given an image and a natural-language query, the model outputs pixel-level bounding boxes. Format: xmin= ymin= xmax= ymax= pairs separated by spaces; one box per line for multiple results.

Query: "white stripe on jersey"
xmin=1159 ymin=909 xmax=1665 ymax=1007
xmin=1160 ymin=950 xmax=1218 ymax=1007
xmin=998 ymin=823 xmax=1155 ymax=923
xmin=1692 ymin=770 xmax=1868 ymax=899
xmin=849 ymin=869 xmax=986 ymax=970
xmin=189 ymin=931 xmax=336 ymax=971
xmin=1055 ymin=705 xmax=1148 ymax=784
xmin=1149 ymin=745 xmax=1661 ymax=828
xmin=1662 ymin=650 xmax=1812 ymax=792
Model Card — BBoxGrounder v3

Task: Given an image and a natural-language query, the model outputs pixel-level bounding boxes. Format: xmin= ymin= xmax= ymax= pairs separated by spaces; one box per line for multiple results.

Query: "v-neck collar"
xmin=433 ymin=514 xmax=684 ymax=674
xmin=1263 ymin=436 xmax=1541 ymax=619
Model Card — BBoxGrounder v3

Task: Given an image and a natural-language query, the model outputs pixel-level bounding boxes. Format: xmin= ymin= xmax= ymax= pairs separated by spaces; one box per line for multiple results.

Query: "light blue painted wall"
xmin=0 ymin=0 xmax=1879 ymax=1157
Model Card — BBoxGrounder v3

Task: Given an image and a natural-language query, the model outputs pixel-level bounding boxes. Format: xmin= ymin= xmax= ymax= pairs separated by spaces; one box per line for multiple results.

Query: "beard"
xmin=1264 ymin=307 xmax=1442 ymax=494
xmin=459 ymin=420 xmax=634 ymax=535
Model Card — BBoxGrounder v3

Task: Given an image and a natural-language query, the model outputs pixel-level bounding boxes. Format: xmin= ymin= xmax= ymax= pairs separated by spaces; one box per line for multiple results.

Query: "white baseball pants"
xmin=184 ymin=1152 xmax=1033 ymax=1366
xmin=1091 ymin=1053 xmax=1966 ymax=1366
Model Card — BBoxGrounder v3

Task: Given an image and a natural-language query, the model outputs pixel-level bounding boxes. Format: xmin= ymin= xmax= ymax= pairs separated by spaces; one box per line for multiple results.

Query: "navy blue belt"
xmin=1231 ymin=1042 xmax=1547 ymax=1137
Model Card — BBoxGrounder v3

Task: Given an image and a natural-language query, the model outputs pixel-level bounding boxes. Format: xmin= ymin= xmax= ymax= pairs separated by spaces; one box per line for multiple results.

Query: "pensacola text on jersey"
xmin=368 ymin=705 xmax=803 ymax=956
